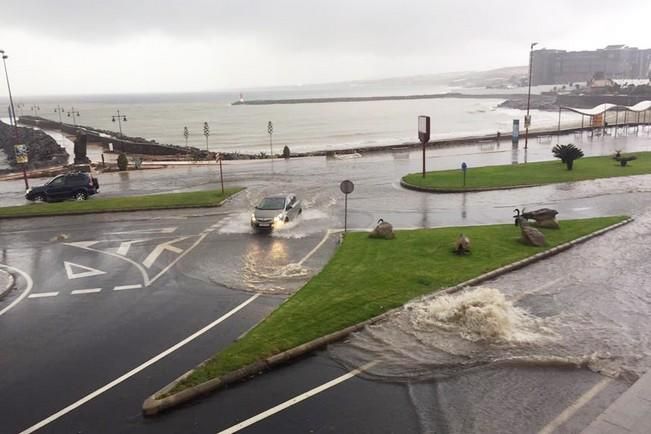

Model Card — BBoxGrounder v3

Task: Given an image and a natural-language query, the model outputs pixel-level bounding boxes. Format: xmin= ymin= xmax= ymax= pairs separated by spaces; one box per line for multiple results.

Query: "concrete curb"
xmin=0 ymin=189 xmax=244 ymax=221
xmin=399 ymin=179 xmax=542 ymax=193
xmin=0 ymin=269 xmax=16 ymax=300
xmin=141 ymin=217 xmax=633 ymax=416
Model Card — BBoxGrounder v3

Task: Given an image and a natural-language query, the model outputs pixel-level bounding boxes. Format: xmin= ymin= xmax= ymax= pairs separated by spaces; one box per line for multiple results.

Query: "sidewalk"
xmin=582 ymin=371 xmax=651 ymax=433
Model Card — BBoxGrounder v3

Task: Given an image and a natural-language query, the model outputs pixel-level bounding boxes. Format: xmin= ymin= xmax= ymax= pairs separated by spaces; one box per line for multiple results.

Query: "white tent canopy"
xmin=563 ymin=100 xmax=651 ymax=116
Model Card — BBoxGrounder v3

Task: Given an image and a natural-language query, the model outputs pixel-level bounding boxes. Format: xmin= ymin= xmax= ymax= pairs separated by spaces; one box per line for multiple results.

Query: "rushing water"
xmin=329 ymin=208 xmax=651 ymax=432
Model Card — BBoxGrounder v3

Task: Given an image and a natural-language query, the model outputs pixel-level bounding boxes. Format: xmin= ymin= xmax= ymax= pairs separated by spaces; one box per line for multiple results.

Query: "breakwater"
xmin=19 ymin=116 xmax=211 ymax=158
xmin=232 ymin=92 xmax=527 ymax=106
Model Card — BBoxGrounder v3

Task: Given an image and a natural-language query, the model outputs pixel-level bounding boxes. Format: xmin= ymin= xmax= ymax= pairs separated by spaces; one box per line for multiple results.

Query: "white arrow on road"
xmin=115 ymin=239 xmax=147 ymax=256
xmin=142 ymin=237 xmax=190 ymax=269
xmin=64 ymin=261 xmax=107 ymax=279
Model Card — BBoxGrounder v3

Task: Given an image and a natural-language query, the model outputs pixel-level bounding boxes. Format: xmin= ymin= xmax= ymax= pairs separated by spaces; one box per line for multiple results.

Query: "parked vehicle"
xmin=25 ymin=172 xmax=100 ymax=202
xmin=251 ymin=194 xmax=302 ymax=230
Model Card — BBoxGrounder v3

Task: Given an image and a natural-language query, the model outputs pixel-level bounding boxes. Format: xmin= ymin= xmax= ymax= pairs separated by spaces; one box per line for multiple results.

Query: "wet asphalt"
xmin=0 ymin=126 xmax=650 ymax=433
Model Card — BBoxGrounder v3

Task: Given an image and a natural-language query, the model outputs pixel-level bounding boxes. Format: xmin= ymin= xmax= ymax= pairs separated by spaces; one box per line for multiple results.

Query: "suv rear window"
xmin=66 ymin=174 xmax=89 ymax=186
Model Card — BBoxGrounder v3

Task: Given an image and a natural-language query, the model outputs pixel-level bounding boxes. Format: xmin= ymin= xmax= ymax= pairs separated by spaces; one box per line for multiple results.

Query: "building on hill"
xmin=532 ymin=45 xmax=651 ymax=85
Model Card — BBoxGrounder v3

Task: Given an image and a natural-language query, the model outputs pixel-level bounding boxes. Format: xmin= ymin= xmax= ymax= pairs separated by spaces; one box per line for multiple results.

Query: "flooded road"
xmin=330 ymin=206 xmax=651 ymax=433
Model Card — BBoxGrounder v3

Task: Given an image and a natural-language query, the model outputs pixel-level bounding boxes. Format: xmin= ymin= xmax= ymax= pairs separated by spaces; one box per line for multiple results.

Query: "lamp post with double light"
xmin=524 ymin=42 xmax=538 ymax=150
xmin=111 ymin=110 xmax=127 ymax=135
xmin=54 ymin=105 xmax=64 ymax=124
xmin=67 ymin=107 xmax=80 ymax=126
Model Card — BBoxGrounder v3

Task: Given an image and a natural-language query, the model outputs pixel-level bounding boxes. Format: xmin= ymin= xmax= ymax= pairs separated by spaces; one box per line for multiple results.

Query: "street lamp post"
xmin=54 ymin=105 xmax=64 ymax=124
xmin=0 ymin=49 xmax=29 ymax=189
xmin=67 ymin=107 xmax=80 ymax=126
xmin=524 ymin=42 xmax=538 ymax=150
xmin=111 ymin=110 xmax=127 ymax=135
xmin=30 ymin=104 xmax=40 ymax=117
xmin=183 ymin=126 xmax=189 ymax=147
xmin=203 ymin=122 xmax=210 ymax=151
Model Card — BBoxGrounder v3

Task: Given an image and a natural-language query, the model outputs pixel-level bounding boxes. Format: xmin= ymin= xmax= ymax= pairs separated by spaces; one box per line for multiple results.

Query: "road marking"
xmin=537 ymin=377 xmax=612 ymax=434
xmin=0 ymin=264 xmax=33 ymax=317
xmin=107 ymin=227 xmax=177 ymax=235
xmin=71 ymin=288 xmax=102 ymax=295
xmin=218 ymin=360 xmax=378 ymax=434
xmin=28 ymin=292 xmax=59 ymax=299
xmin=298 ymin=230 xmax=333 ymax=266
xmin=142 ymin=236 xmax=189 ymax=269
xmin=19 ymin=294 xmax=261 ymax=434
xmin=64 ymin=242 xmax=150 ymax=286
xmin=116 ymin=239 xmax=146 ymax=256
xmin=64 ymin=261 xmax=107 ymax=280
xmin=113 ymin=284 xmax=142 ymax=291
xmin=64 ymin=241 xmax=100 ymax=249
xmin=149 ymin=234 xmax=207 ymax=286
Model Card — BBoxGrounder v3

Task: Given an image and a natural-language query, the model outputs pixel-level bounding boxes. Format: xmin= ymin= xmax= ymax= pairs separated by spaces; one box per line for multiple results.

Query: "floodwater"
xmin=329 ymin=207 xmax=651 ymax=433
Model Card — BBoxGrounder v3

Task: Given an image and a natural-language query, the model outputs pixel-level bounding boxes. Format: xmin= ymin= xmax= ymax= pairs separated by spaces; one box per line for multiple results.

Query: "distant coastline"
xmin=232 ymin=92 xmax=527 ymax=106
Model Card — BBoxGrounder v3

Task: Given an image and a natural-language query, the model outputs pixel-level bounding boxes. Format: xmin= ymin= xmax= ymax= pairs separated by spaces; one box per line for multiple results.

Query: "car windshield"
xmin=47 ymin=176 xmax=64 ymax=185
xmin=256 ymin=197 xmax=285 ymax=210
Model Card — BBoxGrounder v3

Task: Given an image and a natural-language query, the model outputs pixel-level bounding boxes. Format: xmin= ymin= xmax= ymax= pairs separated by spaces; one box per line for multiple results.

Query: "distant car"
xmin=25 ymin=172 xmax=99 ymax=202
xmin=251 ymin=194 xmax=302 ymax=230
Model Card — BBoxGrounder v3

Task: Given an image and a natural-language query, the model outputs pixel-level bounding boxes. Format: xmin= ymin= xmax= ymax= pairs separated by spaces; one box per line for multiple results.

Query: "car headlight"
xmin=275 ymin=213 xmax=284 ymax=222
xmin=26 ymin=188 xmax=32 ymax=193
xmin=250 ymin=213 xmax=256 ymax=222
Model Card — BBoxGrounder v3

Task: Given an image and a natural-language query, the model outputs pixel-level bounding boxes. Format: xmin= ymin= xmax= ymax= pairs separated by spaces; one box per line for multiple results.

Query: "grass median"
xmin=0 ymin=188 xmax=242 ymax=218
xmin=402 ymin=151 xmax=651 ymax=191
xmin=168 ymin=215 xmax=626 ymax=395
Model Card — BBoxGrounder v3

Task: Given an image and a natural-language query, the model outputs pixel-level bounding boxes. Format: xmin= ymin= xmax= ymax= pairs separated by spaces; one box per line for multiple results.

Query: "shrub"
xmin=117 ymin=153 xmax=129 ymax=171
xmin=282 ymin=145 xmax=291 ymax=159
xmin=552 ymin=144 xmax=584 ymax=170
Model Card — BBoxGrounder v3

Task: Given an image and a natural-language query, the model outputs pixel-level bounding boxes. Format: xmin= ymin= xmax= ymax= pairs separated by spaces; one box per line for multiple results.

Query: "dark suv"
xmin=25 ymin=172 xmax=100 ymax=202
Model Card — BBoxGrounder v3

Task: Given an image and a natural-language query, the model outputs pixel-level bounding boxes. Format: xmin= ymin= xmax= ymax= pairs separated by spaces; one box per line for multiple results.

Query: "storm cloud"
xmin=1 ymin=0 xmax=650 ymax=95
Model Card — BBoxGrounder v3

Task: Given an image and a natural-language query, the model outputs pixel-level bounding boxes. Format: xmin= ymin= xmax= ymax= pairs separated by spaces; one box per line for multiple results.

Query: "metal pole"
xmin=557 ymin=105 xmax=561 ymax=145
xmin=422 ymin=142 xmax=426 ymax=178
xmin=525 ymin=42 xmax=537 ymax=150
xmin=117 ymin=110 xmax=123 ymax=135
xmin=219 ymin=157 xmax=224 ymax=194
xmin=581 ymin=114 xmax=584 ymax=130
xmin=1 ymin=52 xmax=29 ymax=189
xmin=344 ymin=193 xmax=348 ymax=233
xmin=615 ymin=109 xmax=619 ymax=137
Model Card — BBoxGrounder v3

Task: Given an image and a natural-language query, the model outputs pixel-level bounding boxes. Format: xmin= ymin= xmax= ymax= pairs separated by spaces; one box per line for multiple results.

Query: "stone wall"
xmin=0 ymin=120 xmax=69 ymax=170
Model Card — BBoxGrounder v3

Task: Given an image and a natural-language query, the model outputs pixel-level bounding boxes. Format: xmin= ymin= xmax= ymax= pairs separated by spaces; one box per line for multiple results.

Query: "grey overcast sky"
xmin=1 ymin=0 xmax=650 ymax=95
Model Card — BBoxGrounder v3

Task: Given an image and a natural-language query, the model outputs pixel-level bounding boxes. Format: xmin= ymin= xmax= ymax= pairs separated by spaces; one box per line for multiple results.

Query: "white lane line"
xmin=297 ymin=230 xmax=333 ymax=266
xmin=113 ymin=284 xmax=142 ymax=291
xmin=19 ymin=293 xmax=260 ymax=434
xmin=537 ymin=377 xmax=612 ymax=434
xmin=28 ymin=292 xmax=59 ymax=299
xmin=116 ymin=239 xmax=146 ymax=256
xmin=218 ymin=360 xmax=378 ymax=434
xmin=0 ymin=264 xmax=33 ymax=317
xmin=71 ymin=288 xmax=102 ymax=295
xmin=149 ymin=233 xmax=208 ymax=286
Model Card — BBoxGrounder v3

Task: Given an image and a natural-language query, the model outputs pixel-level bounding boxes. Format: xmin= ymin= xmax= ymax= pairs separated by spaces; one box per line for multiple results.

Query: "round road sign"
xmin=340 ymin=180 xmax=354 ymax=194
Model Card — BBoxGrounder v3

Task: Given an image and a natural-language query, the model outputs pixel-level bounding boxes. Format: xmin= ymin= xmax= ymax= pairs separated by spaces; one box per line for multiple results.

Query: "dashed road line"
xmin=19 ymin=294 xmax=261 ymax=434
xmin=28 ymin=292 xmax=59 ymax=299
xmin=218 ymin=360 xmax=378 ymax=434
xmin=71 ymin=288 xmax=102 ymax=295
xmin=113 ymin=284 xmax=142 ymax=291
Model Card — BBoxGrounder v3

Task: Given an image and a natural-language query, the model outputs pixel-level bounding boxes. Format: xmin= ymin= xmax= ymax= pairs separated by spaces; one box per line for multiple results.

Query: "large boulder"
xmin=369 ymin=219 xmax=395 ymax=240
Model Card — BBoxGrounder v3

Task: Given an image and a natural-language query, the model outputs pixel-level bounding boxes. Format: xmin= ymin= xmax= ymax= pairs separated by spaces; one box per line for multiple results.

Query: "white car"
xmin=251 ymin=194 xmax=302 ymax=230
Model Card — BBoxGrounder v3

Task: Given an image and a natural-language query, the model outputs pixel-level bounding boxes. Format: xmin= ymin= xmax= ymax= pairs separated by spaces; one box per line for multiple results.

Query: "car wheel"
xmin=74 ymin=191 xmax=88 ymax=201
xmin=284 ymin=216 xmax=290 ymax=223
xmin=34 ymin=194 xmax=46 ymax=202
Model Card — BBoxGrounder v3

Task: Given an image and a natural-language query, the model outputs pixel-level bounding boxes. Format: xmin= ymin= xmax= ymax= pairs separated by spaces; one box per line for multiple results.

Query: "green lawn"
xmin=0 ymin=188 xmax=242 ymax=218
xmin=402 ymin=152 xmax=651 ymax=191
xmin=169 ymin=216 xmax=626 ymax=394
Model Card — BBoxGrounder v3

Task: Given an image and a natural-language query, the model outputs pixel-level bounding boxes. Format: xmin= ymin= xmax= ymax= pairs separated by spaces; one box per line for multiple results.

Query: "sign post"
xmin=461 ymin=162 xmax=467 ymax=187
xmin=340 ymin=180 xmax=354 ymax=233
xmin=418 ymin=115 xmax=430 ymax=178
xmin=217 ymin=153 xmax=225 ymax=194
